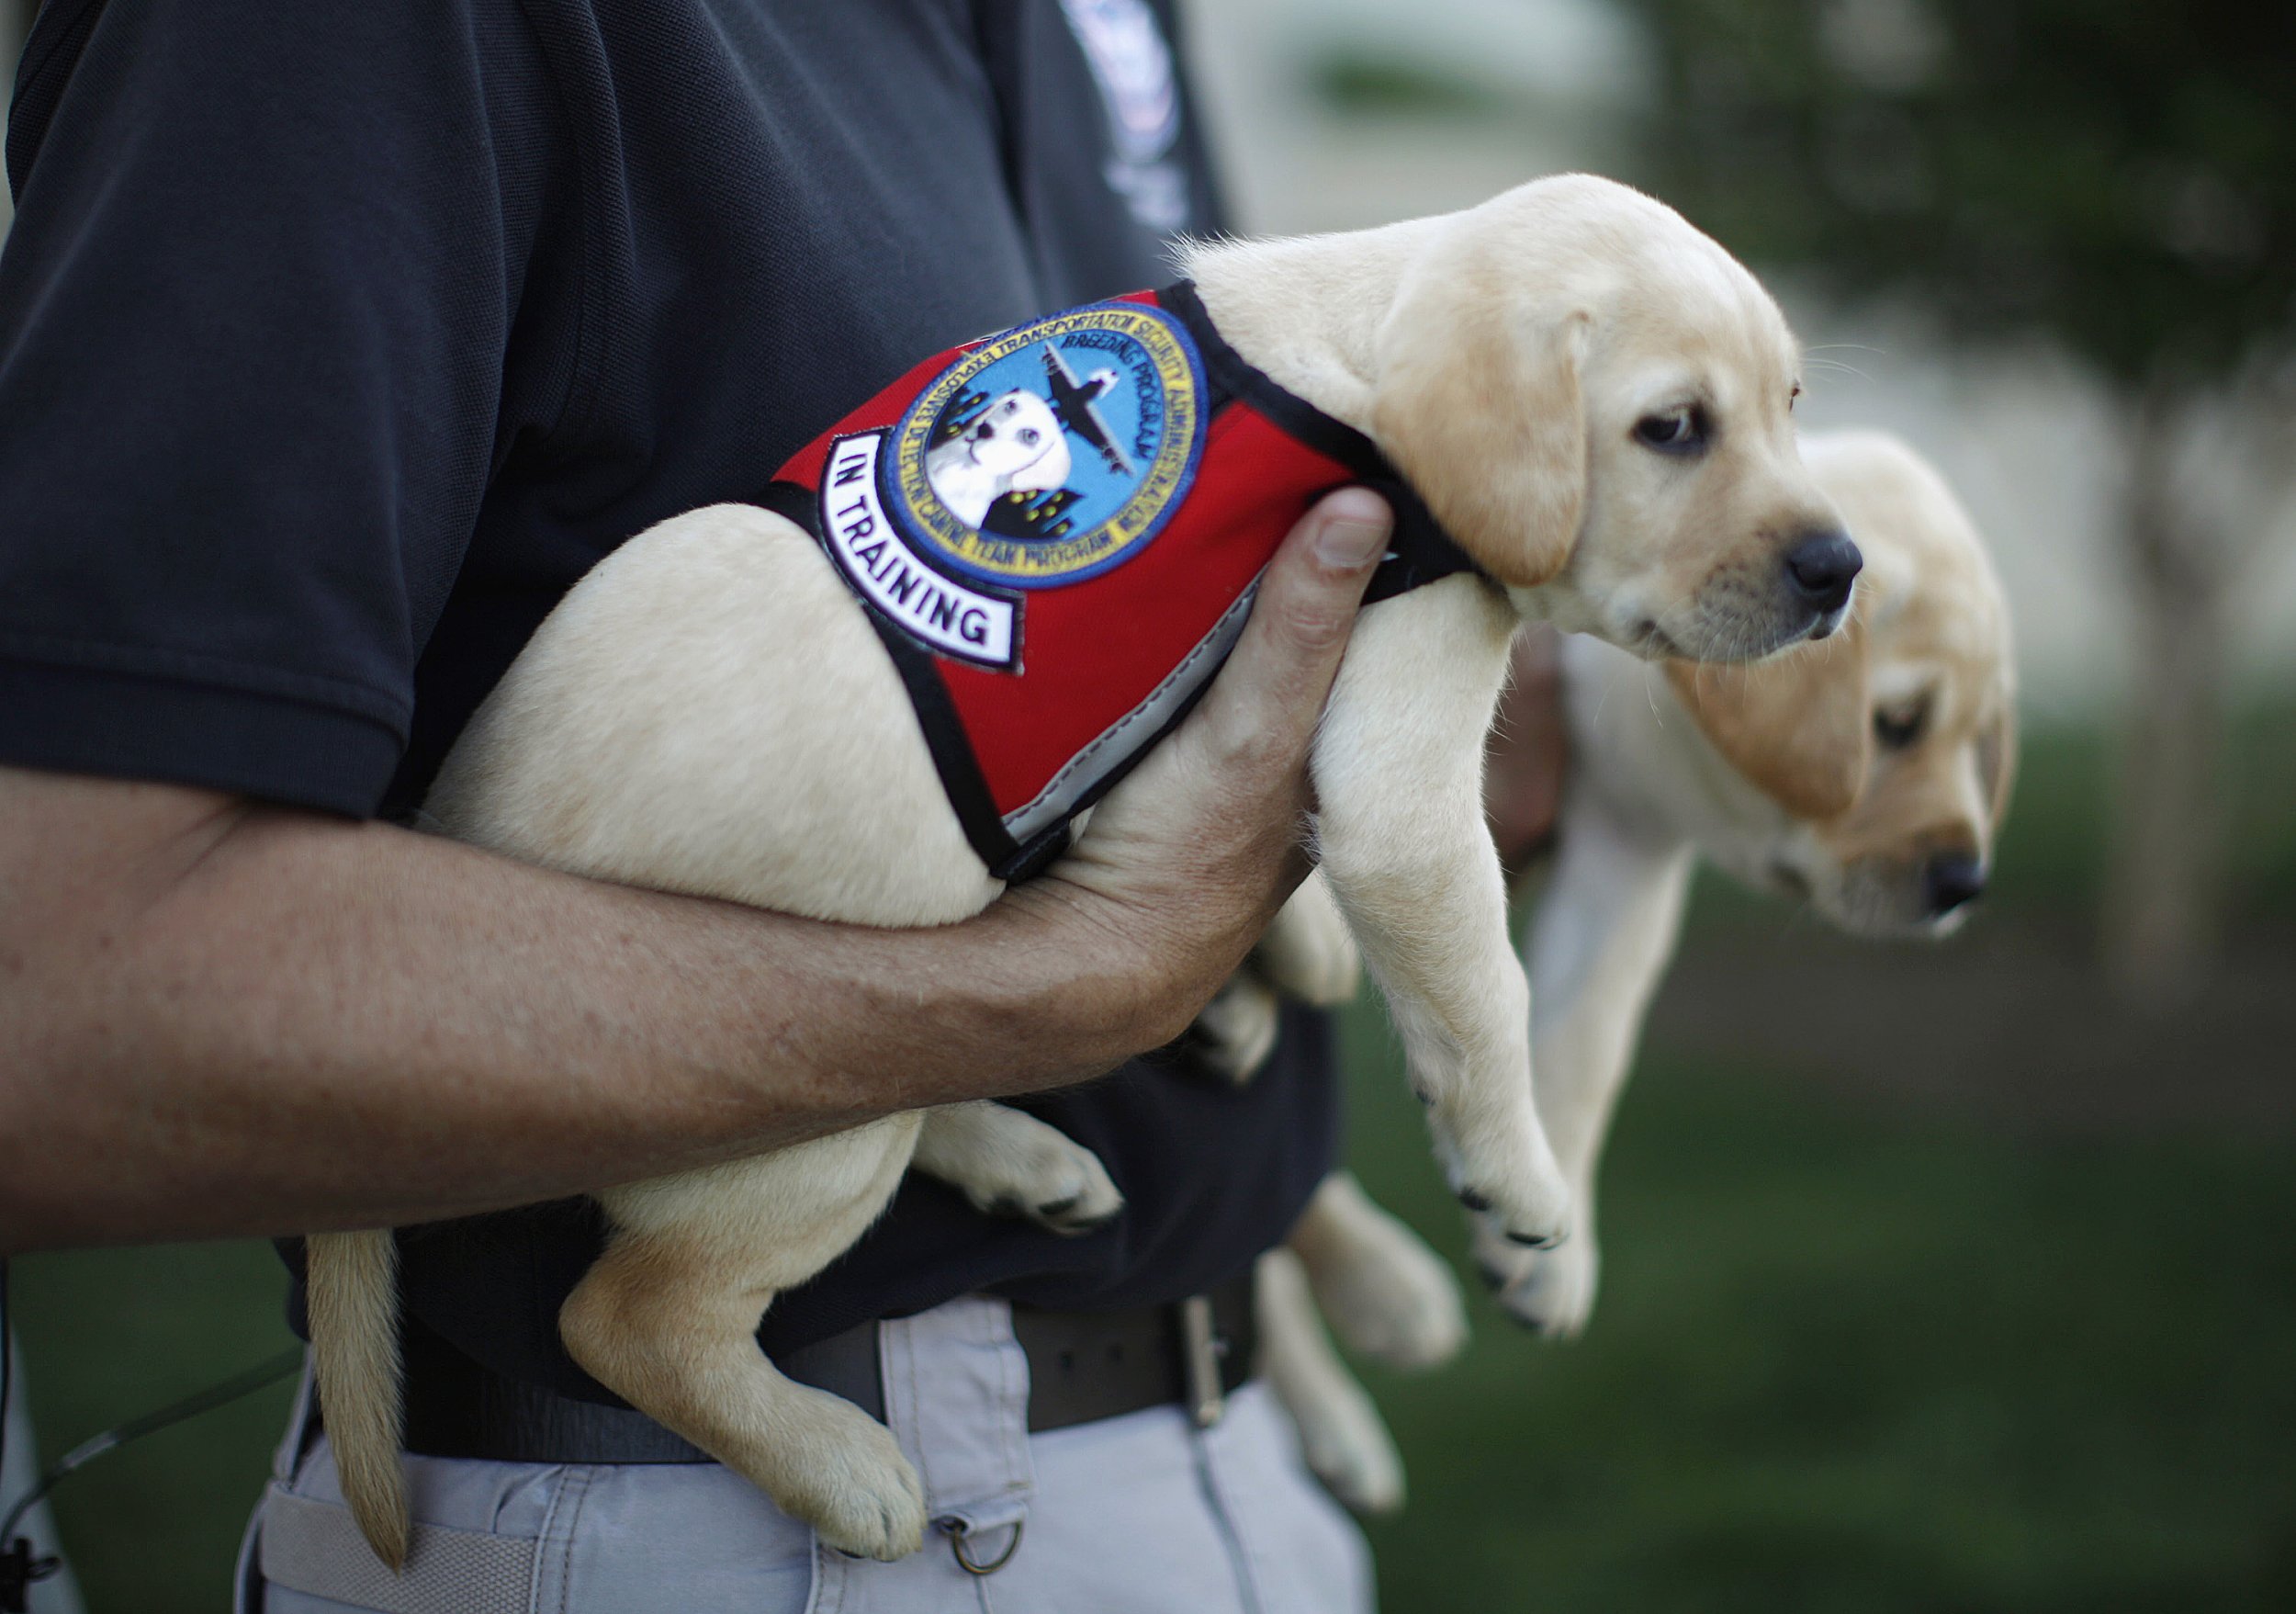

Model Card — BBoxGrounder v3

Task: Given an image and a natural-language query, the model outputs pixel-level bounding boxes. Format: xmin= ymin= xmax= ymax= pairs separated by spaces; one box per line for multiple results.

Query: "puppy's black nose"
xmin=1924 ymin=852 xmax=1986 ymax=917
xmin=1784 ymin=531 xmax=1863 ymax=615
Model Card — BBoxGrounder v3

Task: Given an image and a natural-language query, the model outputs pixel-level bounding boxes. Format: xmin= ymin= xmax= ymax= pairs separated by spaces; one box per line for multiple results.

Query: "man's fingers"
xmin=1195 ymin=489 xmax=1393 ymax=763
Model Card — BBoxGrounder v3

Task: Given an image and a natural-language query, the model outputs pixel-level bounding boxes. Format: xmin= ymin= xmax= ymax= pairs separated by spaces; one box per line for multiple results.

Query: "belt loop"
xmin=1178 ymin=1295 xmax=1225 ymax=1428
xmin=878 ymin=1297 xmax=1036 ymax=1532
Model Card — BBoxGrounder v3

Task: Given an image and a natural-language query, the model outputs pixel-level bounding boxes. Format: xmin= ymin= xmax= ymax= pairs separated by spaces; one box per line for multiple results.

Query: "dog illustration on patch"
xmin=924 ymin=345 xmax=1126 ymax=530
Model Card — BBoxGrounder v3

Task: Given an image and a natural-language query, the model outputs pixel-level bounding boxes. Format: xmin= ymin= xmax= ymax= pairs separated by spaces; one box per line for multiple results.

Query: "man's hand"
xmin=1007 ymin=488 xmax=1396 ymax=1043
xmin=0 ymin=491 xmax=1389 ymax=1251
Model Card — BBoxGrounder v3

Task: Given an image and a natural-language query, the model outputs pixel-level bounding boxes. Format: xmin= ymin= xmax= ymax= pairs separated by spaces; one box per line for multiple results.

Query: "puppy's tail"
xmin=306 ymin=1228 xmax=410 ymax=1570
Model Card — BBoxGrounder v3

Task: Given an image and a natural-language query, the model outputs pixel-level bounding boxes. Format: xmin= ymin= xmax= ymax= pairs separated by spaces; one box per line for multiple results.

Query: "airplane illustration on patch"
xmin=1039 ymin=344 xmax=1132 ymax=478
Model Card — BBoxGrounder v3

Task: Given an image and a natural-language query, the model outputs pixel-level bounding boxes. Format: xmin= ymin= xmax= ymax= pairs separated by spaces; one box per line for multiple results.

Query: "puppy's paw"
xmin=986 ymin=1133 xmax=1125 ymax=1236
xmin=1309 ymin=1212 xmax=1469 ymax=1373
xmin=1189 ymin=976 xmax=1282 ymax=1086
xmin=1288 ymin=1375 xmax=1407 ymax=1516
xmin=1256 ymin=875 xmax=1363 ymax=1007
xmin=744 ymin=1389 xmax=929 ymax=1561
xmin=924 ymin=1104 xmax=1125 ymax=1235
xmin=1431 ymin=1112 xmax=1573 ymax=1255
xmin=1474 ymin=1218 xmax=1599 ymax=1340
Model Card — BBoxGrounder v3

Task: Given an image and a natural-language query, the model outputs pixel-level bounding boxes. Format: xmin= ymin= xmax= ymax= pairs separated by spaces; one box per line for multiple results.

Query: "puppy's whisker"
xmin=1802 ymin=357 xmax=1877 ymax=386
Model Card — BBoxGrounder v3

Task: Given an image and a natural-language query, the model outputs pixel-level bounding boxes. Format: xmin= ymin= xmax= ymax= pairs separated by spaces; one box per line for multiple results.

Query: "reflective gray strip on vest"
xmin=1000 ymin=578 xmax=1259 ymax=847
xmin=257 ymin=1485 xmax=536 ymax=1614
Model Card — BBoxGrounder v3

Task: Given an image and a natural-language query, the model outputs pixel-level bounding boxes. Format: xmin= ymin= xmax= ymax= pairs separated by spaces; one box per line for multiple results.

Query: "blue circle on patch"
xmin=887 ymin=301 xmax=1206 ymax=590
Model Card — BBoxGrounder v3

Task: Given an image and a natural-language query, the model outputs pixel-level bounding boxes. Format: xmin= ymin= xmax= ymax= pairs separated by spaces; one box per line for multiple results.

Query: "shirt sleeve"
xmin=0 ymin=0 xmax=572 ymax=815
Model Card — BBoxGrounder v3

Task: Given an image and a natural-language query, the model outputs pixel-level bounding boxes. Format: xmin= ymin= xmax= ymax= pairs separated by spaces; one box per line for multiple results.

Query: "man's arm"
xmin=0 ymin=493 xmax=1395 ymax=1253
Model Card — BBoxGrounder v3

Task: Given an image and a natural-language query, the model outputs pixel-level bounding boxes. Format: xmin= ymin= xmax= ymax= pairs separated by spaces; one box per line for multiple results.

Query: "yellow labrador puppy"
xmin=1258 ymin=430 xmax=2018 ymax=1511
xmin=307 ymin=174 xmax=1854 ymax=1566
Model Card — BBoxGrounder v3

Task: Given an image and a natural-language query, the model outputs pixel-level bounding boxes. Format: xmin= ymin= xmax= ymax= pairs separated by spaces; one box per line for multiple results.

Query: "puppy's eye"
xmin=1873 ymin=699 xmax=1928 ymax=750
xmin=1634 ymin=408 xmax=1705 ymax=454
xmin=1019 ymin=428 xmax=1040 ymax=446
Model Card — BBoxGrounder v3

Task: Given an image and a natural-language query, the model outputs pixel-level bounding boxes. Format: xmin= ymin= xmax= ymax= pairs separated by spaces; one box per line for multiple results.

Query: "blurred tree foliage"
xmin=1629 ymin=0 xmax=2293 ymax=384
xmin=1622 ymin=0 xmax=2296 ymax=1000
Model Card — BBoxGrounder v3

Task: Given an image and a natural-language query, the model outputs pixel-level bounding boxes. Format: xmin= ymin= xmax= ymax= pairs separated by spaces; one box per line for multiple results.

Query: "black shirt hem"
xmin=0 ymin=657 xmax=404 ymax=817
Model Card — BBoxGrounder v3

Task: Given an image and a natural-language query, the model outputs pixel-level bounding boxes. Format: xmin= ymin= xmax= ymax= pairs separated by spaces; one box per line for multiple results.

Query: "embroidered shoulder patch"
xmin=893 ymin=301 xmax=1204 ymax=588
xmin=816 ymin=300 xmax=1205 ymax=672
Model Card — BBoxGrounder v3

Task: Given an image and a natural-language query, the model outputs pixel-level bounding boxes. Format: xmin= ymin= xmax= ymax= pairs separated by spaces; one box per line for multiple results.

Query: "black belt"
xmin=391 ymin=1277 xmax=1257 ymax=1466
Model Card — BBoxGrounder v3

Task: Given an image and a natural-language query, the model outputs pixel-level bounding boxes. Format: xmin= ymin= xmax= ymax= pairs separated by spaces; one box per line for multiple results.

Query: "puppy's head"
xmin=967 ymin=391 xmax=1072 ymax=488
xmin=1668 ymin=431 xmax=2017 ymax=936
xmin=1371 ymin=174 xmax=1855 ymax=662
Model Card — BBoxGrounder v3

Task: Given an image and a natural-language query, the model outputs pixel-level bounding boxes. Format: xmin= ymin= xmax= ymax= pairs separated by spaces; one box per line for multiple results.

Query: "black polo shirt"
xmin=0 ymin=0 xmax=1340 ymax=1397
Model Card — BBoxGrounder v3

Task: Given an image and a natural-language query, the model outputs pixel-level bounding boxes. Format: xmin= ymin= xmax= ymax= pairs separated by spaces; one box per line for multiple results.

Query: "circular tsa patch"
xmin=888 ymin=301 xmax=1206 ymax=590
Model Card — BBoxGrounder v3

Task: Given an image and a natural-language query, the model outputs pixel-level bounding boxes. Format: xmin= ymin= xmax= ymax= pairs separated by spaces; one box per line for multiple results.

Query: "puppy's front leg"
xmin=1314 ymin=578 xmax=1571 ymax=1247
xmin=1477 ymin=783 xmax=1694 ymax=1336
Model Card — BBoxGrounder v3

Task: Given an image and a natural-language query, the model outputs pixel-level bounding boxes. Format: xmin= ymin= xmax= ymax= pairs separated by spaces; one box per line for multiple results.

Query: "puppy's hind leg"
xmin=563 ymin=1120 xmax=929 ymax=1560
xmin=911 ymin=1101 xmax=1125 ymax=1235
xmin=1256 ymin=1248 xmax=1406 ymax=1515
xmin=1288 ymin=1172 xmax=1467 ymax=1371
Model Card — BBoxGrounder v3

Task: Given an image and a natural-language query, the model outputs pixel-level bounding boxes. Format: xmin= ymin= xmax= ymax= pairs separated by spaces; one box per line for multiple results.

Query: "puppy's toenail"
xmin=1038 ymin=1193 xmax=1082 ymax=1218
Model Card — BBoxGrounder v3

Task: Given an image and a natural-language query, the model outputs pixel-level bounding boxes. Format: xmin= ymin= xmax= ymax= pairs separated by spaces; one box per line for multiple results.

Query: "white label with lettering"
xmin=817 ymin=432 xmax=1018 ymax=670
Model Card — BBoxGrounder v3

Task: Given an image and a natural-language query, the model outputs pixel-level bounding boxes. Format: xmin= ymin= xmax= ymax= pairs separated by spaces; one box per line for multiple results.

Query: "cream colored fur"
xmin=305 ymin=174 xmax=1851 ymax=1565
xmin=1187 ymin=874 xmax=1362 ymax=1083
xmin=1256 ymin=1247 xmax=1411 ymax=1514
xmin=1263 ymin=435 xmax=2016 ymax=1505
xmin=1480 ymin=430 xmax=2016 ymax=1337
xmin=1255 ymin=1170 xmax=1469 ymax=1514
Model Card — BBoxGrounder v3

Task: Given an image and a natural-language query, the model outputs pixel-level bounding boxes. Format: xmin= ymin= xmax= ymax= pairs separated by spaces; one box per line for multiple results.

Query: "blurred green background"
xmin=7 ymin=0 xmax=2294 ymax=1609
xmin=13 ymin=715 xmax=2296 ymax=1610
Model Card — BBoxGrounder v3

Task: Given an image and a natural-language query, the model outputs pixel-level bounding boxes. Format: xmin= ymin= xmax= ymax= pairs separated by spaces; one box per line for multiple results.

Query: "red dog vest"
xmin=763 ymin=283 xmax=1477 ymax=881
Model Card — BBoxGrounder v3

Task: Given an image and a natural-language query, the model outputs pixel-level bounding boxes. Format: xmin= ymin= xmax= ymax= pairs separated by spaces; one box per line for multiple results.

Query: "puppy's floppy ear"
xmin=1371 ymin=264 xmax=1588 ymax=589
xmin=1666 ymin=608 xmax=1873 ymax=820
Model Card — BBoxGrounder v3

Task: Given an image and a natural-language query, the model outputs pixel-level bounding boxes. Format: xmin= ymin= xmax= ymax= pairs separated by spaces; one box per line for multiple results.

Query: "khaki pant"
xmin=240 ymin=1295 xmax=1373 ymax=1614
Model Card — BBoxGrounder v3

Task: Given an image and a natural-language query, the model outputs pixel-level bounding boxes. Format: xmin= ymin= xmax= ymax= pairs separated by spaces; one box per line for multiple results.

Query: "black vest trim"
xmin=1154 ymin=281 xmax=1485 ymax=607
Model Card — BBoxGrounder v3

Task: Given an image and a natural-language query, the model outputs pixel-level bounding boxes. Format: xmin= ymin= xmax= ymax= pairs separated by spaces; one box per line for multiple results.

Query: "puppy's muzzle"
xmin=1784 ymin=530 xmax=1863 ymax=633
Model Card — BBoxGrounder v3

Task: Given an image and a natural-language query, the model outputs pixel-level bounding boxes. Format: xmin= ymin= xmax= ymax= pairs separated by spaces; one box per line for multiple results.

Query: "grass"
xmin=6 ymin=1243 xmax=297 ymax=1613
xmin=1334 ymin=994 xmax=2296 ymax=1613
